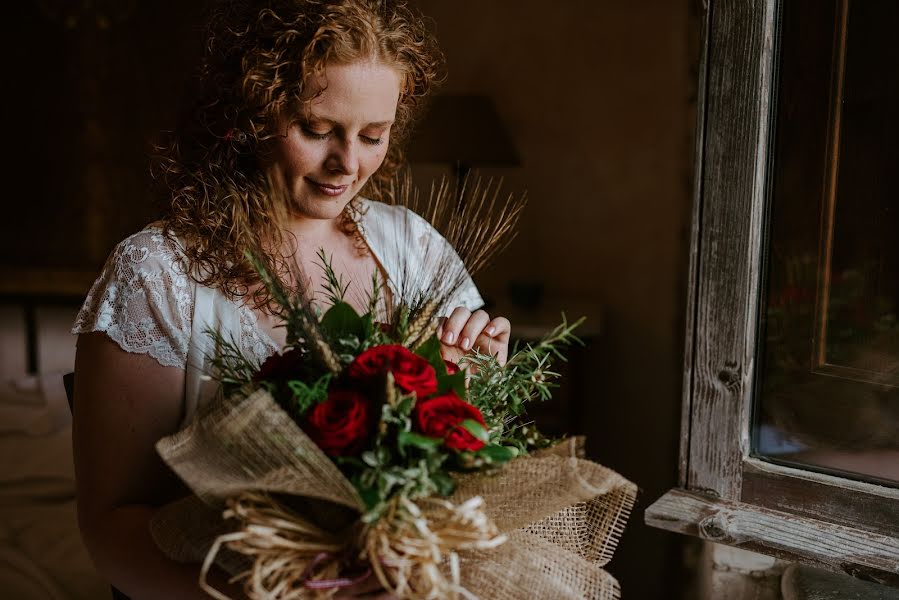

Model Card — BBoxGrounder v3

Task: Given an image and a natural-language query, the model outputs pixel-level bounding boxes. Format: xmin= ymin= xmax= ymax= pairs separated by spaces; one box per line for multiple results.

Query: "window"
xmin=646 ymin=0 xmax=899 ymax=588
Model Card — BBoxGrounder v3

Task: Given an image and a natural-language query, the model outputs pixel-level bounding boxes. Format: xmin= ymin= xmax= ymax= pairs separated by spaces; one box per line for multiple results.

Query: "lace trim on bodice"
xmin=237 ymin=304 xmax=280 ymax=366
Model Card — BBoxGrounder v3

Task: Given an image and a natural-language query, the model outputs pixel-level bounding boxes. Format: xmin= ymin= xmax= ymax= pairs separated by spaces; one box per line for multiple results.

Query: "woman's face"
xmin=271 ymin=60 xmax=402 ymax=221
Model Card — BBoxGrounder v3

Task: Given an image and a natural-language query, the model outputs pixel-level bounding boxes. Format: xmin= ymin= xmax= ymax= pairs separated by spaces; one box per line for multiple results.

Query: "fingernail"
xmin=486 ymin=326 xmax=496 ymax=335
xmin=444 ymin=331 xmax=455 ymax=344
xmin=461 ymin=337 xmax=471 ymax=350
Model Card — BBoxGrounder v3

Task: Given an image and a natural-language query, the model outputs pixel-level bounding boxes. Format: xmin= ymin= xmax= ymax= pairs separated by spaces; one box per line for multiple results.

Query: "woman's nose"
xmin=326 ymin=138 xmax=359 ymax=176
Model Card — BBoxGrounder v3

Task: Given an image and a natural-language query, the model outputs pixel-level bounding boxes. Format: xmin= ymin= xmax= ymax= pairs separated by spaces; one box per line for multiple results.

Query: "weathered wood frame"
xmin=646 ymin=0 xmax=899 ymax=587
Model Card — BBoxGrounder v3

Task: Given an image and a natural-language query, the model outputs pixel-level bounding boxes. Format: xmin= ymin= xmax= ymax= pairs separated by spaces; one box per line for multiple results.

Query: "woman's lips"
xmin=306 ymin=178 xmax=350 ymax=197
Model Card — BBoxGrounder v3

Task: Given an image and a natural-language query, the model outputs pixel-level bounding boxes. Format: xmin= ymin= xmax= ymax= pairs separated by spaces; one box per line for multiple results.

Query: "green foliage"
xmin=464 ymin=314 xmax=584 ymax=451
xmin=320 ymin=302 xmax=367 ymax=364
xmin=286 ymin=373 xmax=332 ymax=416
xmin=415 ymin=335 xmax=467 ymax=398
xmin=217 ymin=248 xmax=585 ymax=522
xmin=352 ymin=393 xmax=453 ymax=519
xmin=314 ymin=248 xmax=350 ymax=307
xmin=204 ymin=328 xmax=258 ymax=398
xmin=461 ymin=419 xmax=489 ymax=443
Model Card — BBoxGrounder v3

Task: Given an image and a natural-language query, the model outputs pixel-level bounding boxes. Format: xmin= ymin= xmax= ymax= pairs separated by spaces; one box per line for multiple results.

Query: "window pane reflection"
xmin=753 ymin=0 xmax=899 ymax=486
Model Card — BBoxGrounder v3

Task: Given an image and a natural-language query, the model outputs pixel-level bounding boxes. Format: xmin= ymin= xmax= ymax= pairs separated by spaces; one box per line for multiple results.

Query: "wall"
xmin=413 ymin=1 xmax=696 ymax=597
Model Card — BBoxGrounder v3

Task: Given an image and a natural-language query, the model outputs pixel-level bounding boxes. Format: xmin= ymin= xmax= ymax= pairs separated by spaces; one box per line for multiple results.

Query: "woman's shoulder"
xmin=98 ymin=223 xmax=196 ymax=290
xmin=72 ymin=223 xmax=195 ymax=369
xmin=357 ymin=198 xmax=435 ymax=237
xmin=112 ymin=222 xmax=188 ymax=269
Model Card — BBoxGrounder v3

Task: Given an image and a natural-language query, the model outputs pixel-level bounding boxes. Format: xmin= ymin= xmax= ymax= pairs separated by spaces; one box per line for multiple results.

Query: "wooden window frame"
xmin=645 ymin=0 xmax=899 ymax=587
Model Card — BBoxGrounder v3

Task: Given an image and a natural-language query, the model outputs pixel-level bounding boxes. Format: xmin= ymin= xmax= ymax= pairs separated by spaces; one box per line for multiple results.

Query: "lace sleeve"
xmin=72 ymin=227 xmax=194 ymax=369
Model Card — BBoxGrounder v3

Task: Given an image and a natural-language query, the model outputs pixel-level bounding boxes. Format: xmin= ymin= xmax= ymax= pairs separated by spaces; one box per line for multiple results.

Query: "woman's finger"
xmin=440 ymin=306 xmax=471 ymax=346
xmin=473 ymin=316 xmax=511 ymax=365
xmin=484 ymin=316 xmax=511 ymax=341
xmin=458 ymin=310 xmax=491 ymax=351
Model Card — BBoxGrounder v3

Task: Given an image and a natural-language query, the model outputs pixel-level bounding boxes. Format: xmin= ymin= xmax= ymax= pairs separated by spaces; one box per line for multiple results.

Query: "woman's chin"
xmin=290 ymin=196 xmax=351 ymax=221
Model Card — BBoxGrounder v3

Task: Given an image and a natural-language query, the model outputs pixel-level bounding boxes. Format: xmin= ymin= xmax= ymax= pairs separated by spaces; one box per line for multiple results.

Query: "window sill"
xmin=645 ymin=488 xmax=899 ymax=588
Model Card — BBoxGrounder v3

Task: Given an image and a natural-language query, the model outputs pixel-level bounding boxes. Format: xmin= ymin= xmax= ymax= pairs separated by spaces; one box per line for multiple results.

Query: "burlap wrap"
xmin=151 ymin=389 xmax=636 ymax=599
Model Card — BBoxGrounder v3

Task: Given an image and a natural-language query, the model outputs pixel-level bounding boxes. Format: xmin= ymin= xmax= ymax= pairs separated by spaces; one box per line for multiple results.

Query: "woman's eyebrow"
xmin=306 ymin=114 xmax=394 ymax=128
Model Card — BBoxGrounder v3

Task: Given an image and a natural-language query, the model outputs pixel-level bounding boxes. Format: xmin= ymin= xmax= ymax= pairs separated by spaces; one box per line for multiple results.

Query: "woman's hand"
xmin=437 ymin=307 xmax=511 ymax=366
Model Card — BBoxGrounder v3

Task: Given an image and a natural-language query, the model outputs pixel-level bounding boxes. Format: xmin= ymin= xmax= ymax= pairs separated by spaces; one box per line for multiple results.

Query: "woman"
xmin=71 ymin=1 xmax=510 ymax=597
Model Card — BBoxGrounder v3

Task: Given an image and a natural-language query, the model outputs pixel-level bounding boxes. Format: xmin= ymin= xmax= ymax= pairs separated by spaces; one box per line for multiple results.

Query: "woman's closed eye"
xmin=300 ymin=125 xmax=331 ymax=141
xmin=300 ymin=125 xmax=383 ymax=146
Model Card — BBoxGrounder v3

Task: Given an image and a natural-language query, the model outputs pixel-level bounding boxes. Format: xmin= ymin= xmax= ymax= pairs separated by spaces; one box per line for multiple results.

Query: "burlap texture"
xmin=151 ymin=389 xmax=636 ymax=599
xmin=155 ymin=389 xmax=364 ymax=512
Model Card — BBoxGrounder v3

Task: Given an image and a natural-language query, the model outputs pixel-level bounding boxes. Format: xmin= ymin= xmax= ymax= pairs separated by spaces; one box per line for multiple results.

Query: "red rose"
xmin=254 ymin=348 xmax=304 ymax=382
xmin=413 ymin=391 xmax=487 ymax=452
xmin=347 ymin=345 xmax=437 ymax=397
xmin=305 ymin=389 xmax=371 ymax=456
xmin=444 ymin=360 xmax=461 ymax=375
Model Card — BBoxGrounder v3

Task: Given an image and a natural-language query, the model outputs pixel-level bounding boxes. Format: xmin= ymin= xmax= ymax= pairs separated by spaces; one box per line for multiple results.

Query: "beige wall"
xmin=414 ymin=2 xmax=695 ymax=597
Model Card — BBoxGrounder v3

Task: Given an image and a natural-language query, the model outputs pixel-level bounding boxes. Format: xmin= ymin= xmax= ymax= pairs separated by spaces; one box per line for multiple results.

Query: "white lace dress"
xmin=71 ymin=199 xmax=483 ymax=427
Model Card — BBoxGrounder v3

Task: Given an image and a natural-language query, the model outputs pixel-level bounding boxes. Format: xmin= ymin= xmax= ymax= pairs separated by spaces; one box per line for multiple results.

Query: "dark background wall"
xmin=414 ymin=2 xmax=697 ymax=597
xmin=5 ymin=2 xmax=699 ymax=598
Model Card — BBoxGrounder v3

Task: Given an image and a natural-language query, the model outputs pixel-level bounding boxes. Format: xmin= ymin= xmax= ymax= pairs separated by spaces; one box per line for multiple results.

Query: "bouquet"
xmin=150 ymin=175 xmax=636 ymax=599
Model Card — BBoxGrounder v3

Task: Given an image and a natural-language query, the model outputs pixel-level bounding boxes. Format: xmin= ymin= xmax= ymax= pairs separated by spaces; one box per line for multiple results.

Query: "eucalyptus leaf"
xmin=361 ymin=451 xmax=379 ymax=468
xmin=461 ymin=419 xmax=490 ymax=443
xmin=398 ymin=430 xmax=443 ymax=451
xmin=477 ymin=444 xmax=516 ymax=464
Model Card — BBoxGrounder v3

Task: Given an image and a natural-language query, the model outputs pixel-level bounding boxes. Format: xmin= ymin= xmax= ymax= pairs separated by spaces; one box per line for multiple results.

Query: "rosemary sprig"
xmin=464 ymin=314 xmax=584 ymax=449
xmin=245 ymin=250 xmax=341 ymax=375
xmin=314 ymin=248 xmax=350 ymax=307
xmin=204 ymin=328 xmax=258 ymax=397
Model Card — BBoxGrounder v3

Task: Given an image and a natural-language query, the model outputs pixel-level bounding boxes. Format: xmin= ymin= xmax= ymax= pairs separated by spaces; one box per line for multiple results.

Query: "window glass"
xmin=753 ymin=0 xmax=899 ymax=486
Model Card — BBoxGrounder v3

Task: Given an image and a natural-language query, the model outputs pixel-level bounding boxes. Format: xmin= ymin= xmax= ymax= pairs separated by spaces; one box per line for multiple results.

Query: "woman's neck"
xmin=283 ymin=215 xmax=344 ymax=250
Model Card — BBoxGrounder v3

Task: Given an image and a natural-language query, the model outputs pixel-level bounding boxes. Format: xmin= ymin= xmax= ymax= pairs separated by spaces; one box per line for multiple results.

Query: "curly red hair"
xmin=153 ymin=0 xmax=443 ymax=305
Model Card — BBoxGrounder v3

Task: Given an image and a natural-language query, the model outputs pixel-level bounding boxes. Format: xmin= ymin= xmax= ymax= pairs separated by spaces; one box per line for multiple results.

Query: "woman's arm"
xmin=72 ymin=332 xmax=242 ymax=599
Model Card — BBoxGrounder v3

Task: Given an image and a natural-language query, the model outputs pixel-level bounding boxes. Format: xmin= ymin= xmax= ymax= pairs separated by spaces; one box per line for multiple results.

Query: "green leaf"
xmin=398 ymin=430 xmax=443 ymax=451
xmin=320 ymin=302 xmax=364 ymax=339
xmin=439 ymin=371 xmax=467 ymax=398
xmin=361 ymin=451 xmax=379 ymax=468
xmin=357 ymin=485 xmax=380 ymax=511
xmin=461 ymin=419 xmax=490 ymax=443
xmin=414 ymin=334 xmax=468 ymax=398
xmin=396 ymin=395 xmax=414 ymax=418
xmin=287 ymin=373 xmax=332 ymax=414
xmin=431 ymin=472 xmax=456 ymax=496
xmin=415 ymin=335 xmax=444 ymax=371
xmin=477 ymin=444 xmax=516 ymax=464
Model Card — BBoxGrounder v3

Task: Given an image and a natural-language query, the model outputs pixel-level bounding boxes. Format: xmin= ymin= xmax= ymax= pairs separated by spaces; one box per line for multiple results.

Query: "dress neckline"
xmin=223 ymin=200 xmax=393 ymax=359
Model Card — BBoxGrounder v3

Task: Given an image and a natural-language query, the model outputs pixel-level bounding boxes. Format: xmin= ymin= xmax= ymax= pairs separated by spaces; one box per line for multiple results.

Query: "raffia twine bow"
xmin=366 ymin=495 xmax=507 ymax=600
xmin=199 ymin=491 xmax=505 ymax=600
xmin=199 ymin=492 xmax=350 ymax=600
